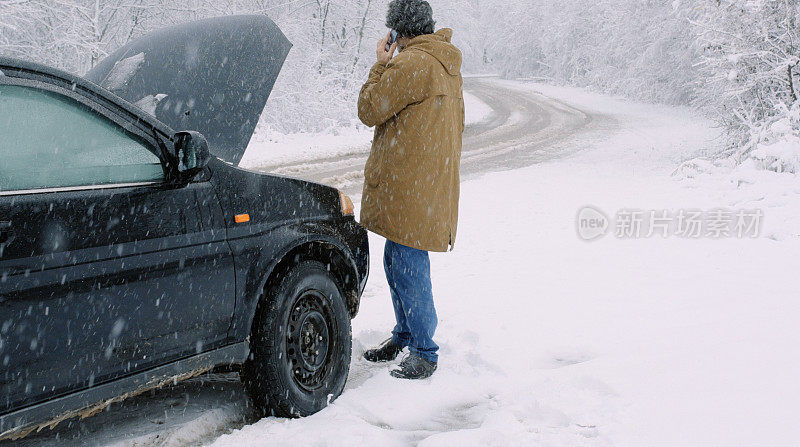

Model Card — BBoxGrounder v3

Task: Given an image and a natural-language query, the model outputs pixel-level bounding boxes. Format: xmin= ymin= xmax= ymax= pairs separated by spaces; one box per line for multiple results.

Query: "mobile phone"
xmin=385 ymin=30 xmax=398 ymax=52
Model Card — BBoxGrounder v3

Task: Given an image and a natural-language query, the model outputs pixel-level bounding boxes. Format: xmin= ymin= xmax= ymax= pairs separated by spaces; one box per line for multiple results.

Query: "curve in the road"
xmin=258 ymin=76 xmax=608 ymax=195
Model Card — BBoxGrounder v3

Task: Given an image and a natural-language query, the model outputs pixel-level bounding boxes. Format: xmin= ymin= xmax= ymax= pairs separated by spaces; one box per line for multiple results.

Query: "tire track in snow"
xmin=253 ymin=76 xmax=612 ymax=195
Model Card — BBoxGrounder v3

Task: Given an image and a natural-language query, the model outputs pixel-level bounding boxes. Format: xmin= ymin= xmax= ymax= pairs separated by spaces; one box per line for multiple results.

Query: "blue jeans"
xmin=383 ymin=239 xmax=439 ymax=363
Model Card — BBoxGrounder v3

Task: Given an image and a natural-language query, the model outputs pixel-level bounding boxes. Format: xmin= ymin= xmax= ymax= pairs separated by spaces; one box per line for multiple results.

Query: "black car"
xmin=0 ymin=15 xmax=368 ymax=440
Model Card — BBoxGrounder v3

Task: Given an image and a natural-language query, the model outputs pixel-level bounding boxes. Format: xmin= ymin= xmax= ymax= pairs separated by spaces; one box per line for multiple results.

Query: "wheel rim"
xmin=285 ymin=289 xmax=335 ymax=391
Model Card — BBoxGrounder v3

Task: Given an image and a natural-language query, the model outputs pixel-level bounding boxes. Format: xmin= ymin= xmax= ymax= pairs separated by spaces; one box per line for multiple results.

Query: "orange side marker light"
xmin=234 ymin=214 xmax=250 ymax=223
xmin=339 ymin=191 xmax=354 ymax=216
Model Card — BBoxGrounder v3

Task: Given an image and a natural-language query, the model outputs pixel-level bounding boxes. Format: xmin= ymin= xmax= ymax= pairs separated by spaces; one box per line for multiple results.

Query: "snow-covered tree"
xmin=693 ymin=0 xmax=799 ymax=168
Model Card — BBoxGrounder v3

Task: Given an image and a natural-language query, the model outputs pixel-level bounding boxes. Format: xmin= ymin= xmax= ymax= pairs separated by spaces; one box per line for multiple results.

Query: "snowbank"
xmin=239 ymin=125 xmax=373 ymax=169
xmin=749 ymin=103 xmax=800 ymax=174
xmin=210 ymin=82 xmax=800 ymax=446
xmin=463 ymin=91 xmax=492 ymax=125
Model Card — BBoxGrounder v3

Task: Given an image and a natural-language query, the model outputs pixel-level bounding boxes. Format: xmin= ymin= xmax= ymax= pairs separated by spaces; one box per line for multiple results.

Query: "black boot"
xmin=363 ymin=338 xmax=402 ymax=363
xmin=390 ymin=354 xmax=437 ymax=379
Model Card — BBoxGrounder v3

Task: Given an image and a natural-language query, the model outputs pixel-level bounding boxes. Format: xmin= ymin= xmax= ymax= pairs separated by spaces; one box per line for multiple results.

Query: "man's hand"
xmin=376 ymin=32 xmax=397 ymax=66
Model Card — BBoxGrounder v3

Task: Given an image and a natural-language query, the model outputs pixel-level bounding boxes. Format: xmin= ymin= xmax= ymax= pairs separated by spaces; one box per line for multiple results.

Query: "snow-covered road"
xmin=246 ymin=77 xmax=611 ymax=194
xmin=8 ymin=79 xmax=800 ymax=446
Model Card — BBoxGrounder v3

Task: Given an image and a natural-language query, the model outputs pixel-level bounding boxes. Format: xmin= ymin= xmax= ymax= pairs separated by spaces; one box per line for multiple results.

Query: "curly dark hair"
xmin=385 ymin=0 xmax=435 ymax=38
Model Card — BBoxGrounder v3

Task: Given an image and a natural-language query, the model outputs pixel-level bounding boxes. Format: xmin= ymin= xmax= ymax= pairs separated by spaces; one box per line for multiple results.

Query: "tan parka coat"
xmin=357 ymin=28 xmax=464 ymax=252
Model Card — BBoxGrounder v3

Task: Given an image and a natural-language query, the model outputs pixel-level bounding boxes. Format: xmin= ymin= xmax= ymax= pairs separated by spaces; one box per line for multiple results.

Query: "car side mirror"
xmin=174 ymin=130 xmax=210 ymax=182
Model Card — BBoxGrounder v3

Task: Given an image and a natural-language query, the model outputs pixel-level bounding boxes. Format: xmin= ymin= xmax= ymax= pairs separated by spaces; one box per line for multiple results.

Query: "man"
xmin=357 ymin=0 xmax=464 ymax=380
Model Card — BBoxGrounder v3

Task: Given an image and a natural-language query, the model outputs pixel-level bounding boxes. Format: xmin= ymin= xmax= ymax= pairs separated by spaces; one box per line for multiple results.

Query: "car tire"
xmin=242 ymin=260 xmax=351 ymax=418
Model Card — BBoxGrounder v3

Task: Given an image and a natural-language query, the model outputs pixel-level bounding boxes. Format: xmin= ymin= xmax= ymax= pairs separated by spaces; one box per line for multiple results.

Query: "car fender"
xmin=227 ymin=218 xmax=361 ymax=344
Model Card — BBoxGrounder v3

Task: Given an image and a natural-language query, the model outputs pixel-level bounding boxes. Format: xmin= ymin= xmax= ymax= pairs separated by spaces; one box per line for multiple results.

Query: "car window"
xmin=0 ymin=84 xmax=164 ymax=192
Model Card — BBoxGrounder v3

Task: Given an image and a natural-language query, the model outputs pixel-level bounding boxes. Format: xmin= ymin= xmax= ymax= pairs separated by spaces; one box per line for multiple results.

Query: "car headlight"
xmin=339 ymin=190 xmax=354 ymax=216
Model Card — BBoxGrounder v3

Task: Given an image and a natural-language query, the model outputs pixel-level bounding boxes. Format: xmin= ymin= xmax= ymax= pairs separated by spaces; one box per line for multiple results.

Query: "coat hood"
xmin=85 ymin=15 xmax=291 ymax=165
xmin=405 ymin=28 xmax=462 ymax=76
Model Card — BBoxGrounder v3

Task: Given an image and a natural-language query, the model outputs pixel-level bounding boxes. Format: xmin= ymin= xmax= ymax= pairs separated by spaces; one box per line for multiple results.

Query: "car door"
xmin=0 ymin=77 xmax=235 ymax=413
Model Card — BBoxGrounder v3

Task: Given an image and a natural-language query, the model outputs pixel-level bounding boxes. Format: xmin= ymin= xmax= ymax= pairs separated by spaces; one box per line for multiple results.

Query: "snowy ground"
xmin=208 ymin=83 xmax=800 ymax=446
xmin=462 ymin=90 xmax=494 ymax=125
xmin=10 ymin=79 xmax=799 ymax=447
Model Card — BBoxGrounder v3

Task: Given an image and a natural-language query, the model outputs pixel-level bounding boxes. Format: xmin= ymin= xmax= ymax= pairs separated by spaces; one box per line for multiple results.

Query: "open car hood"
xmin=85 ymin=15 xmax=291 ymax=165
